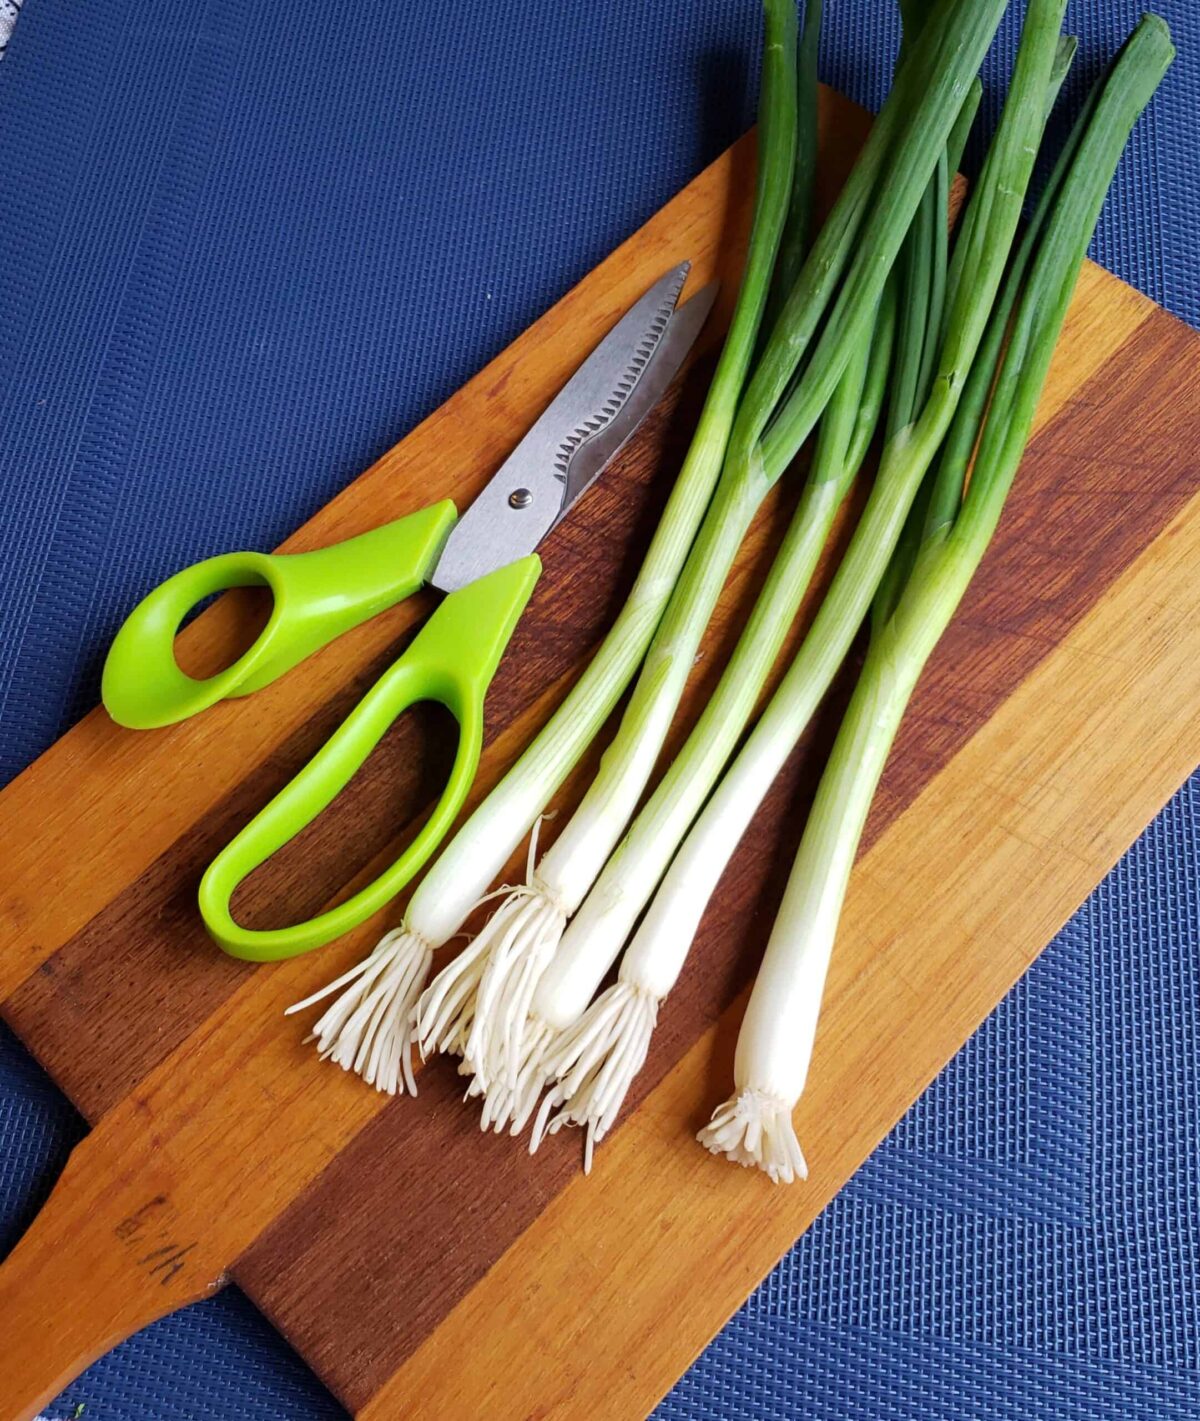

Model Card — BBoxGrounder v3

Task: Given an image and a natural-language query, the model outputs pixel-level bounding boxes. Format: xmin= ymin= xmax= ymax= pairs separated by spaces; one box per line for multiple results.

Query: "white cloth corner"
xmin=0 ymin=0 xmax=22 ymax=60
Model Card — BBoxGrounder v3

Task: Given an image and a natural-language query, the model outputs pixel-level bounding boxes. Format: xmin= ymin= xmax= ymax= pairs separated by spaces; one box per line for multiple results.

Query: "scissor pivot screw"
xmin=509 ymin=488 xmax=533 ymax=509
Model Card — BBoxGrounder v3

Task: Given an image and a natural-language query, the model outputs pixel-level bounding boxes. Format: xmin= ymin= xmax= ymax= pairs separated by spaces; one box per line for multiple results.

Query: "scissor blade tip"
xmin=652 ymin=260 xmax=691 ymax=304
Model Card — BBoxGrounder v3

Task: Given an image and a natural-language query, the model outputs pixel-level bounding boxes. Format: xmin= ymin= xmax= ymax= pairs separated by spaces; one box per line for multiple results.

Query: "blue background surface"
xmin=0 ymin=2 xmax=1197 ymax=1417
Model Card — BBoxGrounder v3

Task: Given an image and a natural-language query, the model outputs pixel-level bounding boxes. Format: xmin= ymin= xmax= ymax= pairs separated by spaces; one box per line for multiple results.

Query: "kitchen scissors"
xmin=102 ymin=263 xmax=715 ymax=963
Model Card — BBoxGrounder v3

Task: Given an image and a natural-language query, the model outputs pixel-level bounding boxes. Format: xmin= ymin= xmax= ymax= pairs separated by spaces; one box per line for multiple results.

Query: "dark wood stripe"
xmin=233 ymin=306 xmax=1200 ymax=1409
xmin=0 ymin=364 xmax=703 ymax=1122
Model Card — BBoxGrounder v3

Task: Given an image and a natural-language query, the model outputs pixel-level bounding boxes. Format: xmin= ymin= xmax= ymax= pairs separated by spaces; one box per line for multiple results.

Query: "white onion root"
xmin=697 ymin=1088 xmax=808 ymax=1184
xmin=413 ymin=906 xmax=506 ymax=1062
xmin=415 ymin=816 xmax=565 ymax=1093
xmin=477 ymin=1018 xmax=556 ymax=1135
xmin=531 ymin=981 xmax=658 ymax=1172
xmin=286 ymin=926 xmax=431 ymax=1096
xmin=465 ymin=887 xmax=565 ymax=1089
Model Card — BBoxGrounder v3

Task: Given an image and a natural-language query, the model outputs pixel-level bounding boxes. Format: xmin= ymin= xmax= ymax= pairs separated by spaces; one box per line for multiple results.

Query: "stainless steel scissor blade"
xmin=430 ymin=263 xmax=717 ymax=593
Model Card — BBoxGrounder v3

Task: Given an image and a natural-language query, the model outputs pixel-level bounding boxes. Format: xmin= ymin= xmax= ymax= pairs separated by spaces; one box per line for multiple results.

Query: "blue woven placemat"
xmin=1 ymin=3 xmax=1197 ymax=1417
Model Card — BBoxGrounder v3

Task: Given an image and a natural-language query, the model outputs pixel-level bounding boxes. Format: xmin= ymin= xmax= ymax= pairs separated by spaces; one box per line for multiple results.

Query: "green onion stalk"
xmin=518 ymin=0 xmax=1072 ymax=1155
xmin=288 ymin=0 xmax=802 ymax=1096
xmin=699 ymin=15 xmax=1174 ymax=1183
xmin=763 ymin=0 xmax=824 ymax=332
xmin=437 ymin=0 xmax=1019 ymax=1135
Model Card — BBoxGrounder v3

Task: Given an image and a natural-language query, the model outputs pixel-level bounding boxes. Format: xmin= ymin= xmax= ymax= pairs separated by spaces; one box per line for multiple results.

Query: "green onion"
xmin=447 ymin=0 xmax=1018 ymax=1132
xmin=289 ymin=0 xmax=802 ymax=1095
xmin=878 ymin=33 xmax=1076 ymax=625
xmin=699 ymin=14 xmax=1175 ymax=1183
xmin=894 ymin=0 xmax=955 ymax=429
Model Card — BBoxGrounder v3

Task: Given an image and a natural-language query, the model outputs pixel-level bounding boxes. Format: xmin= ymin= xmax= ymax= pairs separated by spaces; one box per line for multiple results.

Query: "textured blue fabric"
xmin=659 ymin=775 xmax=1200 ymax=1421
xmin=0 ymin=2 xmax=1197 ymax=1418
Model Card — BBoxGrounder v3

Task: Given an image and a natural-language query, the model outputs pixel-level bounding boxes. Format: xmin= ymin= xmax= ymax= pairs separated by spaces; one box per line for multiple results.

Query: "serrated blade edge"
xmin=430 ymin=262 xmax=698 ymax=593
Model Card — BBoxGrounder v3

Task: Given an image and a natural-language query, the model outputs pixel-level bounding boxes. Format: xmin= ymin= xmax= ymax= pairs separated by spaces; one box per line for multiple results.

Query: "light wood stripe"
xmin=365 ymin=476 xmax=1200 ymax=1421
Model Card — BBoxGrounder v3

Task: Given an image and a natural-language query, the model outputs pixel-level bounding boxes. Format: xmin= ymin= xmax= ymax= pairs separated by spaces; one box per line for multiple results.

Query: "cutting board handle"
xmin=0 ymin=1130 xmax=221 ymax=1420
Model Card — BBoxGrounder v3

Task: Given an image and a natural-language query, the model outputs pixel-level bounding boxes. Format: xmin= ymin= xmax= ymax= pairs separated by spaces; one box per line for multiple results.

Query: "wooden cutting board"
xmin=2 ymin=86 xmax=1199 ymax=1419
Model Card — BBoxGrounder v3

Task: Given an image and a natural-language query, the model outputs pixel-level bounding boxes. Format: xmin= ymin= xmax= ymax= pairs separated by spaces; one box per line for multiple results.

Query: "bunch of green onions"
xmin=505 ymin=0 xmax=1070 ymax=1141
xmin=433 ymin=0 xmax=1018 ymax=1133
xmin=292 ymin=0 xmax=1173 ymax=1187
xmin=533 ymin=4 xmax=1170 ymax=1175
xmin=527 ymin=0 xmax=1074 ymax=1162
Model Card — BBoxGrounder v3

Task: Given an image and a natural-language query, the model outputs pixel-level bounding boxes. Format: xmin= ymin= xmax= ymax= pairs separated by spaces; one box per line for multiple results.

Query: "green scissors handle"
xmin=199 ymin=553 xmax=540 ymax=960
xmin=100 ymin=498 xmax=539 ymax=960
xmin=101 ymin=501 xmax=458 ymax=729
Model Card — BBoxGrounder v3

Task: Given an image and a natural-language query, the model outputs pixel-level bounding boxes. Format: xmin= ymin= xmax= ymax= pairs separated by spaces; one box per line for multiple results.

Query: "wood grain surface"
xmin=0 ymin=87 xmax=1198 ymax=1420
